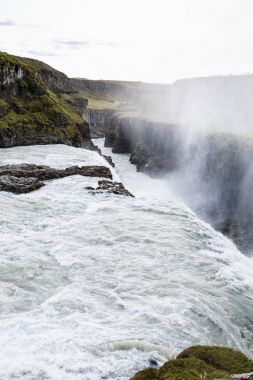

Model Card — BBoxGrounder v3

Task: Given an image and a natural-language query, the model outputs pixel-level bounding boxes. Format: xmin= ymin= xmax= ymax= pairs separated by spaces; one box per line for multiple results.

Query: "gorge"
xmin=0 ymin=51 xmax=253 ymax=379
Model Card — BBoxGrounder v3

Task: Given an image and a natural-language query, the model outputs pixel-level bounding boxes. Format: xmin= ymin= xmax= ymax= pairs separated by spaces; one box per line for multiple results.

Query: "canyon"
xmin=1 ymin=52 xmax=253 ymax=379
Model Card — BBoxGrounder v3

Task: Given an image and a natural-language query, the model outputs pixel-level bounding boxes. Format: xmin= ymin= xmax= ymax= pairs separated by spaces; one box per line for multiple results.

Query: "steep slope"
xmin=0 ymin=52 xmax=92 ymax=148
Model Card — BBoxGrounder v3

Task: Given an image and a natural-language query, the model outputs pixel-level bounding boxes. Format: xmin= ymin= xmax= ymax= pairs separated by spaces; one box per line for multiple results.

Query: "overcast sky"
xmin=1 ymin=0 xmax=253 ymax=83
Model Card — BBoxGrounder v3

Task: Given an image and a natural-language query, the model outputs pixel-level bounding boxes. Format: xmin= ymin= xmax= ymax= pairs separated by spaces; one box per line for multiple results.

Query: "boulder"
xmin=85 ymin=179 xmax=134 ymax=197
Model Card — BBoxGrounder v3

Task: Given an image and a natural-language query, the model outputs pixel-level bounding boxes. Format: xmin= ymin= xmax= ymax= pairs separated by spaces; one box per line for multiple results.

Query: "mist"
xmin=110 ymin=74 xmax=253 ymax=254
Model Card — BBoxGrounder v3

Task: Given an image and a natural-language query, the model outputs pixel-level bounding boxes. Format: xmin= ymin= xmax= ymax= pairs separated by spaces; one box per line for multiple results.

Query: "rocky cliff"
xmin=98 ymin=110 xmax=253 ymax=253
xmin=0 ymin=52 xmax=92 ymax=148
xmin=81 ymin=72 xmax=253 ymax=254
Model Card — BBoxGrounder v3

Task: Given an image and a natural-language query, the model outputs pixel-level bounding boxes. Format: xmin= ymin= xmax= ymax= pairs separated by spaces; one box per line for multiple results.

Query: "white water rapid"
xmin=0 ymin=140 xmax=252 ymax=379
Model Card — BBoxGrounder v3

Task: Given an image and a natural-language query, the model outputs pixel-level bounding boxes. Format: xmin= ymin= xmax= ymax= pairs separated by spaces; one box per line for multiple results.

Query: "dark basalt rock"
xmin=92 ymin=144 xmax=115 ymax=167
xmin=0 ymin=163 xmax=112 ymax=193
xmin=85 ymin=179 xmax=134 ymax=197
xmin=130 ymin=143 xmax=149 ymax=171
xmin=103 ymin=155 xmax=115 ymax=167
xmin=0 ymin=175 xmax=45 ymax=194
xmin=0 ymin=163 xmax=112 ymax=181
xmin=65 ymin=97 xmax=88 ymax=116
xmin=148 ymin=358 xmax=159 ymax=367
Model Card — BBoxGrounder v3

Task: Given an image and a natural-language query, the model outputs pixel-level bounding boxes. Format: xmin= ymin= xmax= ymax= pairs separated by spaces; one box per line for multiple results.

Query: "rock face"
xmin=86 ymin=179 xmax=134 ymax=197
xmin=65 ymin=97 xmax=88 ymax=116
xmin=84 ymin=108 xmax=115 ymax=138
xmin=130 ymin=346 xmax=253 ymax=380
xmin=0 ymin=163 xmax=112 ymax=193
xmin=103 ymin=114 xmax=181 ymax=175
xmin=0 ymin=52 xmax=92 ymax=149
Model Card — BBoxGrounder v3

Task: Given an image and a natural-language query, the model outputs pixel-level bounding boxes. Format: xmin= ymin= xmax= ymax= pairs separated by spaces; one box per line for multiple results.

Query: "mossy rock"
xmin=0 ymin=99 xmax=9 ymax=116
xmin=159 ymin=358 xmax=229 ymax=380
xmin=177 ymin=345 xmax=253 ymax=374
xmin=131 ymin=368 xmax=159 ymax=380
xmin=131 ymin=359 xmax=229 ymax=380
xmin=130 ymin=346 xmax=253 ymax=380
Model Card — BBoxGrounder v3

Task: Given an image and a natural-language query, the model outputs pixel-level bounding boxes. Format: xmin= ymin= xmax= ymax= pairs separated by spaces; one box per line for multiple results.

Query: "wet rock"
xmin=103 ymin=155 xmax=115 ymax=167
xmin=148 ymin=358 xmax=158 ymax=367
xmin=85 ymin=179 xmax=134 ymax=197
xmin=0 ymin=163 xmax=112 ymax=181
xmin=0 ymin=175 xmax=45 ymax=194
xmin=104 ymin=131 xmax=116 ymax=147
xmin=92 ymin=144 xmax=115 ymax=167
xmin=0 ymin=163 xmax=112 ymax=193
xmin=130 ymin=143 xmax=149 ymax=171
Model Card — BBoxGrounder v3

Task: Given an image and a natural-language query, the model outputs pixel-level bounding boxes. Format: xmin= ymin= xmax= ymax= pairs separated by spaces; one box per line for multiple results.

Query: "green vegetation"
xmin=0 ymin=99 xmax=9 ymax=117
xmin=177 ymin=345 xmax=253 ymax=374
xmin=70 ymin=77 xmax=152 ymax=111
xmin=130 ymin=346 xmax=253 ymax=380
xmin=0 ymin=51 xmax=89 ymax=147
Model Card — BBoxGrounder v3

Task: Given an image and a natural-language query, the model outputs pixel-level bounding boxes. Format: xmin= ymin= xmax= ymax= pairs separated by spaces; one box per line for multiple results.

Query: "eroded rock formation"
xmin=86 ymin=179 xmax=134 ymax=197
xmin=0 ymin=163 xmax=112 ymax=193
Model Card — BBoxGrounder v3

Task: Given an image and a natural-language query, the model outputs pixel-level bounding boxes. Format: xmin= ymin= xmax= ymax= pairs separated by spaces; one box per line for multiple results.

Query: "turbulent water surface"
xmin=0 ymin=140 xmax=252 ymax=380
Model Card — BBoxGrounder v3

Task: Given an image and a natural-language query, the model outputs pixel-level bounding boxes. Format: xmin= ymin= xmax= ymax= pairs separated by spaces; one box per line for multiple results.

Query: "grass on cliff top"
xmin=130 ymin=346 xmax=253 ymax=380
xmin=71 ymin=77 xmax=146 ymax=111
xmin=0 ymin=52 xmax=18 ymax=65
xmin=76 ymin=88 xmax=120 ymax=110
xmin=0 ymin=51 xmax=62 ymax=77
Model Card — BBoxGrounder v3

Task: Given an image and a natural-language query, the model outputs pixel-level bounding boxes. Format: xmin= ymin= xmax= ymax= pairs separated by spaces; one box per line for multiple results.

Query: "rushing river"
xmin=0 ymin=140 xmax=252 ymax=380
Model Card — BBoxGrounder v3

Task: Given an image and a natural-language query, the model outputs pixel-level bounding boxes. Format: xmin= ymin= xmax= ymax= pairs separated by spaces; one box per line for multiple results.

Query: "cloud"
xmin=0 ymin=19 xmax=41 ymax=28
xmin=57 ymin=39 xmax=129 ymax=49
xmin=59 ymin=40 xmax=91 ymax=48
xmin=0 ymin=19 xmax=16 ymax=26
xmin=26 ymin=50 xmax=56 ymax=57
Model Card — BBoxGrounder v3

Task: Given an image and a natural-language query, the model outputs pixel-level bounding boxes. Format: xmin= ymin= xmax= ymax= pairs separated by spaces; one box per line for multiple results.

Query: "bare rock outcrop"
xmin=86 ymin=179 xmax=134 ymax=197
xmin=0 ymin=163 xmax=112 ymax=194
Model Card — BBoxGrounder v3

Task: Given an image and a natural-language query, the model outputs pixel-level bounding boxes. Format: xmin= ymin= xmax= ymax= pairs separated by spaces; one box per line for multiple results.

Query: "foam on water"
xmin=0 ymin=143 xmax=252 ymax=380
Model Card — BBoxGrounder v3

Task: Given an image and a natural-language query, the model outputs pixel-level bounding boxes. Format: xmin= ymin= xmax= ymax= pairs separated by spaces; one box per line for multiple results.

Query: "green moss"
xmin=159 ymin=358 xmax=229 ymax=380
xmin=0 ymin=51 xmax=89 ymax=146
xmin=0 ymin=51 xmax=18 ymax=65
xmin=130 ymin=346 xmax=253 ymax=380
xmin=177 ymin=345 xmax=253 ymax=374
xmin=130 ymin=359 xmax=229 ymax=380
xmin=48 ymin=91 xmax=83 ymax=124
xmin=131 ymin=368 xmax=159 ymax=380
xmin=0 ymin=98 xmax=9 ymax=116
